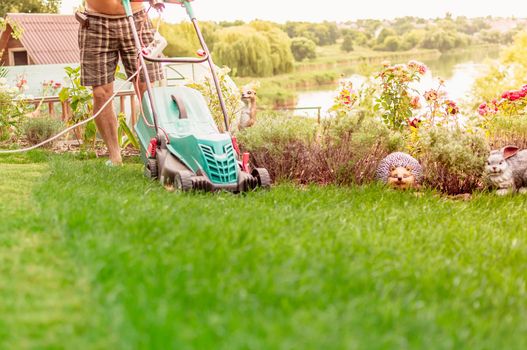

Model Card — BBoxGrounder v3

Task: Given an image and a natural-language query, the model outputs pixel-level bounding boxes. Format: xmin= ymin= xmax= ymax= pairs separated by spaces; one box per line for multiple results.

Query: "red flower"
xmin=407 ymin=117 xmax=421 ymax=128
xmin=445 ymin=100 xmax=459 ymax=115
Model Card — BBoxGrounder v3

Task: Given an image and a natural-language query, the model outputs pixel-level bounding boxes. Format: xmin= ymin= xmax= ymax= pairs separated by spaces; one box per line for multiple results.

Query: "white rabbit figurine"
xmin=485 ymin=146 xmax=527 ymax=195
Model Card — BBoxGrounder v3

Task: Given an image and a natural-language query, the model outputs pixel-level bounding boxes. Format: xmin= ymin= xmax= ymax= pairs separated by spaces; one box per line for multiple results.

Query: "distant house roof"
xmin=6 ymin=13 xmax=79 ymax=65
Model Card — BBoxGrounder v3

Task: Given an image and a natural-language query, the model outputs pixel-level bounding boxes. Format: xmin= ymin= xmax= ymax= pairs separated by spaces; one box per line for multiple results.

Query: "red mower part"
xmin=147 ymin=138 xmax=158 ymax=158
xmin=231 ymin=136 xmax=241 ymax=155
xmin=196 ymin=49 xmax=206 ymax=57
xmin=242 ymin=152 xmax=250 ymax=172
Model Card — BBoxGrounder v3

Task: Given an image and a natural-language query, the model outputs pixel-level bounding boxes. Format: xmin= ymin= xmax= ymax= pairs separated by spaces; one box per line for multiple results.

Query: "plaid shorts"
xmin=78 ymin=9 xmax=164 ymax=87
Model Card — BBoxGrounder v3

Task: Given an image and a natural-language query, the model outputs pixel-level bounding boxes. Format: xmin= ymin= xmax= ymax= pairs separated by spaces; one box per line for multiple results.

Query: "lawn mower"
xmin=123 ymin=0 xmax=271 ymax=192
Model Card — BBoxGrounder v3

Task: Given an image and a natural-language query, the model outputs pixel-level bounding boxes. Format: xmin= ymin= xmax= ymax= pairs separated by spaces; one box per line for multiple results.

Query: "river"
xmin=295 ymin=48 xmax=501 ymax=118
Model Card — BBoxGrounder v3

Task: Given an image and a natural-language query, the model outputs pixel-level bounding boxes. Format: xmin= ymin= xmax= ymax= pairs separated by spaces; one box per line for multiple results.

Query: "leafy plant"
xmin=22 ymin=116 xmax=63 ymax=147
xmin=374 ymin=60 xmax=427 ymax=130
xmin=118 ymin=113 xmax=139 ymax=150
xmin=186 ymin=67 xmax=241 ymax=132
xmin=418 ymin=126 xmax=488 ymax=194
xmin=59 ymin=66 xmax=95 ymax=145
xmin=0 ymin=78 xmax=31 ymax=141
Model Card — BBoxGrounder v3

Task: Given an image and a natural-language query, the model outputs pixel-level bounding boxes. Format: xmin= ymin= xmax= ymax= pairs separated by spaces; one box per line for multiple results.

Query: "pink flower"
xmin=424 ymin=89 xmax=438 ymax=102
xmin=478 ymin=103 xmax=489 ymax=116
xmin=410 ymin=95 xmax=421 ymax=109
xmin=408 ymin=60 xmax=427 ymax=75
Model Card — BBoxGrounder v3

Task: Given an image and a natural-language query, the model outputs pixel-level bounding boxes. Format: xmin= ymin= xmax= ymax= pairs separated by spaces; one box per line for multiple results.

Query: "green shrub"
xmin=0 ymin=81 xmax=31 ymax=142
xmin=291 ymin=37 xmax=317 ymax=61
xmin=321 ymin=115 xmax=405 ymax=185
xmin=486 ymin=114 xmax=527 ymax=150
xmin=418 ymin=126 xmax=488 ymax=194
xmin=22 ymin=116 xmax=63 ymax=147
xmin=238 ymin=110 xmax=404 ymax=185
xmin=237 ymin=112 xmax=317 ymax=154
xmin=340 ymin=34 xmax=354 ymax=52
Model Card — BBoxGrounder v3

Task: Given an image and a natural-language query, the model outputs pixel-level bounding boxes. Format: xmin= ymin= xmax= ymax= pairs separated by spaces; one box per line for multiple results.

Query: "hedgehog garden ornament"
xmin=376 ymin=152 xmax=423 ymax=190
xmin=485 ymin=146 xmax=527 ymax=195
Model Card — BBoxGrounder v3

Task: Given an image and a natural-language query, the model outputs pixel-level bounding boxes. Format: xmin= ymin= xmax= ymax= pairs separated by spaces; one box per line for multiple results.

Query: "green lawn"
xmin=1 ymin=152 xmax=527 ymax=349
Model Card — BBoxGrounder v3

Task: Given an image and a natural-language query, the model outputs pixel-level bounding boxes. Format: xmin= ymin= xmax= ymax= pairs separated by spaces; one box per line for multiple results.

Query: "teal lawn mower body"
xmin=123 ymin=0 xmax=270 ymax=191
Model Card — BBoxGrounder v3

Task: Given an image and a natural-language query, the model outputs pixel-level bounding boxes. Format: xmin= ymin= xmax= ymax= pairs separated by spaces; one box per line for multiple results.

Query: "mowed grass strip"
xmin=30 ymin=157 xmax=527 ymax=349
xmin=0 ymin=161 xmax=115 ymax=350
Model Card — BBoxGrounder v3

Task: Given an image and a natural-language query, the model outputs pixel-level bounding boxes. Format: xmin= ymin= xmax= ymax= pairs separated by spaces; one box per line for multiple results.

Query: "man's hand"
xmin=150 ymin=0 xmax=166 ymax=12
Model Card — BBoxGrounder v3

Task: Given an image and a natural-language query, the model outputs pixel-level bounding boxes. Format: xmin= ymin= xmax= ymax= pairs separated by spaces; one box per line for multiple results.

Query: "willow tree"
xmin=250 ymin=21 xmax=294 ymax=75
xmin=214 ymin=23 xmax=293 ymax=77
xmin=214 ymin=26 xmax=274 ymax=77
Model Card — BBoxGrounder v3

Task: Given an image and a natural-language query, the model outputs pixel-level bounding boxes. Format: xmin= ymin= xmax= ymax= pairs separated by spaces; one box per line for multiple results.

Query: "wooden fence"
xmin=26 ymin=90 xmax=138 ymax=125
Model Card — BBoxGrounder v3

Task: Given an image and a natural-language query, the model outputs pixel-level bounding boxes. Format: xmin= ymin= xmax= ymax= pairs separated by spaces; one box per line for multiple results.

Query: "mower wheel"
xmin=175 ymin=170 xmax=194 ymax=191
xmin=252 ymin=168 xmax=271 ymax=188
xmin=145 ymin=158 xmax=158 ymax=179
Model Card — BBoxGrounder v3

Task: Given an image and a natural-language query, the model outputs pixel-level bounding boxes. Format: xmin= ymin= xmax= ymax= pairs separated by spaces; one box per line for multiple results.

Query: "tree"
xmin=290 ymin=37 xmax=317 ymax=61
xmin=0 ymin=0 xmax=60 ymax=17
xmin=340 ymin=34 xmax=354 ymax=52
xmin=214 ymin=24 xmax=294 ymax=77
xmin=159 ymin=21 xmax=218 ymax=57
xmin=250 ymin=21 xmax=294 ymax=75
xmin=381 ymin=36 xmax=401 ymax=51
xmin=376 ymin=28 xmax=397 ymax=45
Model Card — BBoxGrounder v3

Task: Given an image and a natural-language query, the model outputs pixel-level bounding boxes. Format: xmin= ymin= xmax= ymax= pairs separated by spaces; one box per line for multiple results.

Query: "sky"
xmin=60 ymin=0 xmax=527 ymax=22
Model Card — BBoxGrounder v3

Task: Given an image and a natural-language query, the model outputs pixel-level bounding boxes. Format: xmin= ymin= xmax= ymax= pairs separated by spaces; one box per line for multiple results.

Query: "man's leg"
xmin=93 ymin=82 xmax=122 ymax=165
xmin=136 ymin=81 xmax=147 ymax=103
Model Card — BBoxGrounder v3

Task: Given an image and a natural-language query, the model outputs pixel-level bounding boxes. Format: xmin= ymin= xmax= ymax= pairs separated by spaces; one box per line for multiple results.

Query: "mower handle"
xmin=142 ymin=52 xmax=209 ymax=64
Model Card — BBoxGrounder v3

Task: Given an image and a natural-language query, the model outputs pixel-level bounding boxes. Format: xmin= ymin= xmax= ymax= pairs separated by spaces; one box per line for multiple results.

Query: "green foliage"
xmin=290 ymin=37 xmax=317 ymax=61
xmin=473 ymin=31 xmax=527 ymax=106
xmin=213 ymin=23 xmax=293 ymax=77
xmin=341 ymin=29 xmax=369 ymax=46
xmin=117 ymin=113 xmax=139 ymax=150
xmin=58 ymin=66 xmax=97 ymax=147
xmin=479 ymin=29 xmax=508 ymax=44
xmin=250 ymin=21 xmax=294 ymax=75
xmin=213 ymin=27 xmax=272 ymax=77
xmin=377 ymin=35 xmax=401 ymax=51
xmin=59 ymin=66 xmax=92 ymax=124
xmin=0 ymin=0 xmax=60 ymax=17
xmin=418 ymin=126 xmax=488 ymax=193
xmin=21 ymin=116 xmax=63 ymax=147
xmin=340 ymin=34 xmax=354 ymax=53
xmin=186 ymin=67 xmax=241 ymax=132
xmin=0 ymin=79 xmax=31 ymax=141
xmin=283 ymin=21 xmax=339 ymax=46
xmin=420 ymin=28 xmax=471 ymax=52
xmin=375 ymin=61 xmax=426 ymax=130
xmin=158 ymin=20 xmax=218 ymax=57
xmin=376 ymin=28 xmax=397 ymax=45
xmin=400 ymin=30 xmax=425 ymax=50
xmin=236 ymin=112 xmax=317 ymax=154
